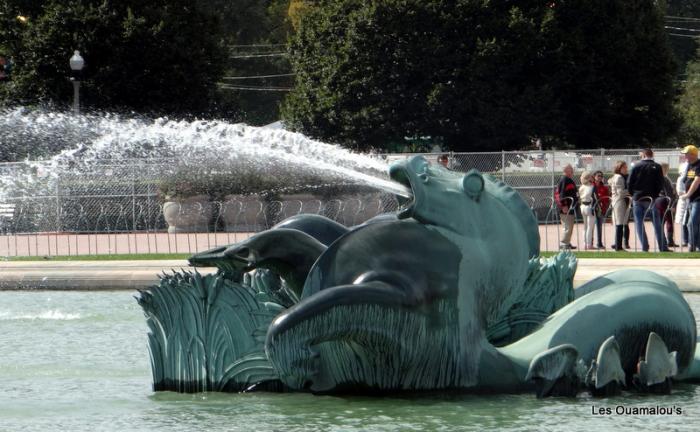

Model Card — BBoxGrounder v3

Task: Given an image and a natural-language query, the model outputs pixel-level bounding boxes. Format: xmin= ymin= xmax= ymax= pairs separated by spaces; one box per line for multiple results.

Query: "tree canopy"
xmin=0 ymin=0 xmax=294 ymax=120
xmin=666 ymin=0 xmax=700 ymax=78
xmin=1 ymin=0 xmax=229 ymax=114
xmin=678 ymin=44 xmax=700 ymax=143
xmin=282 ymin=0 xmax=680 ymax=151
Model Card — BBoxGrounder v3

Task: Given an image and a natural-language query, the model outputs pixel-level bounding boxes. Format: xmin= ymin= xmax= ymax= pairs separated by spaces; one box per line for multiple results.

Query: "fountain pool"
xmin=1 ymin=290 xmax=699 ymax=431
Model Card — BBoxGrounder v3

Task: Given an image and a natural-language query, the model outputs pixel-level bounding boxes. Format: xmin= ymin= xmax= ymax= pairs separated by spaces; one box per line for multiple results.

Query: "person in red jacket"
xmin=593 ymin=170 xmax=610 ymax=249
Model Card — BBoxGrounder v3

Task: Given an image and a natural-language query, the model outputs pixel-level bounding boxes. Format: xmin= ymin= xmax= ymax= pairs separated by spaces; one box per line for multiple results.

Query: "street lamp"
xmin=69 ymin=50 xmax=85 ymax=113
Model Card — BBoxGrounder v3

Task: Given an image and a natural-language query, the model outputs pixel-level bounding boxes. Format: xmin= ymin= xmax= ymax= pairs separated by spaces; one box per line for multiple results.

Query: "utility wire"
xmin=229 ymin=53 xmax=289 ymax=59
xmin=217 ymin=84 xmax=292 ymax=92
xmin=668 ymin=32 xmax=700 ymax=38
xmin=665 ymin=26 xmax=700 ymax=32
xmin=221 ymin=73 xmax=295 ymax=80
xmin=228 ymin=44 xmax=286 ymax=48
xmin=219 ymin=88 xmax=292 ymax=92
xmin=666 ymin=15 xmax=700 ymax=22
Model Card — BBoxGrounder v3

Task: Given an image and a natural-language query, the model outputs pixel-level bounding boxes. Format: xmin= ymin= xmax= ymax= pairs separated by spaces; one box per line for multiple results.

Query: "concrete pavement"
xmin=0 ymin=258 xmax=697 ymax=292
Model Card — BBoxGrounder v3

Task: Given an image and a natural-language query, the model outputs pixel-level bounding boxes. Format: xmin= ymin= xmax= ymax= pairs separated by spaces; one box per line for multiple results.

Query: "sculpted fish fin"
xmin=486 ymin=253 xmax=576 ymax=346
xmin=189 ymin=245 xmax=242 ymax=274
xmin=221 ymin=351 xmax=282 ymax=393
xmin=191 ymin=229 xmax=326 ymax=298
xmin=585 ymin=336 xmax=625 ymax=396
xmin=634 ymin=332 xmax=677 ymax=393
xmin=265 ymin=281 xmax=457 ymax=393
xmin=525 ymin=344 xmax=580 ymax=398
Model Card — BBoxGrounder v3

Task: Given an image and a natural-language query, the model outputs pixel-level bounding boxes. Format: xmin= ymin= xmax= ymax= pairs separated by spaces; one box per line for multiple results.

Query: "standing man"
xmin=627 ymin=148 xmax=667 ymax=252
xmin=557 ymin=164 xmax=578 ymax=250
xmin=680 ymin=145 xmax=700 ymax=252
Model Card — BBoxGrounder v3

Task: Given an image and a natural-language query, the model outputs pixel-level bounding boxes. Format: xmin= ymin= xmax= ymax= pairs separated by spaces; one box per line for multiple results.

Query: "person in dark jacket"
xmin=557 ymin=164 xmax=578 ymax=249
xmin=656 ymin=162 xmax=678 ymax=247
xmin=627 ymin=148 xmax=668 ymax=252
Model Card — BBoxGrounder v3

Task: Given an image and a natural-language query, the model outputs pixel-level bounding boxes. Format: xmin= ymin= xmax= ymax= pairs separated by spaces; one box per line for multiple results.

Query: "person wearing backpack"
xmin=556 ymin=164 xmax=578 ymax=249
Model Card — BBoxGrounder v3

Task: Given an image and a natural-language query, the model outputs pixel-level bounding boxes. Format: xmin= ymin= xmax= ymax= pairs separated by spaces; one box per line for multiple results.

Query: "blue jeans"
xmin=688 ymin=201 xmax=700 ymax=251
xmin=633 ymin=200 xmax=665 ymax=251
xmin=595 ymin=216 xmax=605 ymax=246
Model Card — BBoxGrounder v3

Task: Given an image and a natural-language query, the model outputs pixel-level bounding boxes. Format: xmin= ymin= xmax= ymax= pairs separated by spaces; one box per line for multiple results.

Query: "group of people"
xmin=557 ymin=147 xmax=700 ymax=252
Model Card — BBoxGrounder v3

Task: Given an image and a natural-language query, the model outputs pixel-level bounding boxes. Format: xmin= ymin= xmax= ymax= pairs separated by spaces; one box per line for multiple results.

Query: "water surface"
xmin=1 ymin=291 xmax=699 ymax=431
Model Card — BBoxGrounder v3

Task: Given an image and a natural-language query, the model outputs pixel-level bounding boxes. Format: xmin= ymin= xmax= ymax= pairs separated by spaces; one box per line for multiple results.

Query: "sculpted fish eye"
xmin=413 ymin=159 xmax=429 ymax=173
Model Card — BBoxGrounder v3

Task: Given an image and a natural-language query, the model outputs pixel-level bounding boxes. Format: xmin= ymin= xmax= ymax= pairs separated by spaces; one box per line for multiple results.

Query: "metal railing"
xmin=0 ymin=148 xmax=691 ymax=256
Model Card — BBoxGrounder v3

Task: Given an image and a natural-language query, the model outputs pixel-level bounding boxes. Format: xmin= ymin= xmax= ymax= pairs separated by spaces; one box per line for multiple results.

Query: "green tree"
xmin=666 ymin=0 xmax=700 ymax=78
xmin=208 ymin=0 xmax=295 ymax=125
xmin=678 ymin=43 xmax=700 ymax=142
xmin=1 ymin=0 xmax=226 ymax=114
xmin=282 ymin=0 xmax=679 ymax=151
xmin=548 ymin=0 xmax=680 ymax=148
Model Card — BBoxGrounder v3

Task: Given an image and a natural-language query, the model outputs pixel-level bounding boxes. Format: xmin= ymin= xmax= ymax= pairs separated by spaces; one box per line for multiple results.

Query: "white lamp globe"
xmin=69 ymin=50 xmax=85 ymax=71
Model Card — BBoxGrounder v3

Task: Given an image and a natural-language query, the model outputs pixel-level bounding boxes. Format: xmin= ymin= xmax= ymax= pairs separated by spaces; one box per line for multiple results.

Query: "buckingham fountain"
xmin=2 ymin=107 xmax=700 ymax=401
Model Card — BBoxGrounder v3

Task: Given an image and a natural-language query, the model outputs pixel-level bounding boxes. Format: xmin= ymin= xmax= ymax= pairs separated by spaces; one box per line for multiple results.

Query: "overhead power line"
xmin=229 ymin=53 xmax=289 ymax=59
xmin=666 ymin=15 xmax=700 ymax=22
xmin=221 ymin=73 xmax=295 ymax=80
xmin=217 ymin=84 xmax=292 ymax=92
xmin=668 ymin=32 xmax=700 ymax=38
xmin=665 ymin=26 xmax=700 ymax=32
xmin=228 ymin=44 xmax=286 ymax=48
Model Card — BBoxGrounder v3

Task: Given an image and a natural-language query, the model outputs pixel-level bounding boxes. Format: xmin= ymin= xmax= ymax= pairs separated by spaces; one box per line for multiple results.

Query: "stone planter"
xmin=333 ymin=194 xmax=385 ymax=226
xmin=163 ymin=195 xmax=213 ymax=234
xmin=220 ymin=194 xmax=266 ymax=232
xmin=279 ymin=194 xmax=323 ymax=220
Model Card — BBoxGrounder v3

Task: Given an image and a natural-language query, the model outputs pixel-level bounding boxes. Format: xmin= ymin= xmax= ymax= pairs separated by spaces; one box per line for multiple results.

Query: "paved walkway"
xmin=0 ymin=258 xmax=697 ymax=292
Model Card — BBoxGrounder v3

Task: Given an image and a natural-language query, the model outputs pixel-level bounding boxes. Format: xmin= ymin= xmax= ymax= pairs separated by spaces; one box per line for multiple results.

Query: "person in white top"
xmin=676 ymin=160 xmax=689 ymax=247
xmin=579 ymin=171 xmax=596 ymax=250
xmin=610 ymin=161 xmax=631 ymax=251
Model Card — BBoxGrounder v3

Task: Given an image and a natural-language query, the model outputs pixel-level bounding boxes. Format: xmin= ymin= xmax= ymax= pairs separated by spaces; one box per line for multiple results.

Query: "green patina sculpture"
xmin=138 ymin=155 xmax=700 ymax=397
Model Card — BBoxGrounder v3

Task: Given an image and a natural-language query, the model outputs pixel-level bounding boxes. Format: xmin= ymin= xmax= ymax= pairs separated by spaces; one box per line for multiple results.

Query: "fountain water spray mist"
xmin=0 ymin=108 xmax=412 ymax=199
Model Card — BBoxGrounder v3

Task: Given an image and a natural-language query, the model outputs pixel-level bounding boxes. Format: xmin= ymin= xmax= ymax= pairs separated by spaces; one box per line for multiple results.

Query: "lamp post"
xmin=69 ymin=50 xmax=85 ymax=113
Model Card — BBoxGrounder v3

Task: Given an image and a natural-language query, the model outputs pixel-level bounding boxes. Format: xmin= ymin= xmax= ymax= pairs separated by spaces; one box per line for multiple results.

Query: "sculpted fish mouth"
xmin=389 ymin=165 xmax=416 ymax=219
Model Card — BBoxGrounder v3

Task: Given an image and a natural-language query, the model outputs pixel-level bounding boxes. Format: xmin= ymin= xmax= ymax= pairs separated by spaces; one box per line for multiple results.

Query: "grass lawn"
xmin=5 ymin=253 xmax=191 ymax=261
xmin=541 ymin=251 xmax=700 ymax=259
xmin=2 ymin=251 xmax=698 ymax=261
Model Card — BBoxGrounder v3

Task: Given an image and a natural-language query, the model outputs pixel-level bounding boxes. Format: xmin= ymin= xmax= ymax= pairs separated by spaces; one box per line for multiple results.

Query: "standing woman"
xmin=610 ymin=161 xmax=631 ymax=251
xmin=592 ymin=170 xmax=610 ymax=249
xmin=675 ymin=160 xmax=690 ymax=247
xmin=579 ymin=171 xmax=596 ymax=250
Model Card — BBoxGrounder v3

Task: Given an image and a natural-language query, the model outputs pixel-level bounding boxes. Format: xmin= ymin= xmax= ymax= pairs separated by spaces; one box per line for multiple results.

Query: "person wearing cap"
xmin=680 ymin=145 xmax=700 ymax=251
xmin=627 ymin=148 xmax=667 ymax=252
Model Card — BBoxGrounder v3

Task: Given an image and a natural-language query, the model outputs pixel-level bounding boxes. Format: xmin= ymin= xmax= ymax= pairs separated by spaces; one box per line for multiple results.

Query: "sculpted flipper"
xmin=190 ymin=228 xmax=326 ymax=298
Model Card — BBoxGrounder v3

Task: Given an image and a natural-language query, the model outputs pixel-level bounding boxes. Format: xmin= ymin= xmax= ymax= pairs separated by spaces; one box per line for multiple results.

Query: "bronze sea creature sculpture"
xmin=137 ymin=156 xmax=700 ymax=397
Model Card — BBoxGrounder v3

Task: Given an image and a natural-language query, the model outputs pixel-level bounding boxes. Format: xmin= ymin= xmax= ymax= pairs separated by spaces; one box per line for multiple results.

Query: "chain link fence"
xmin=0 ymin=148 xmax=688 ymax=256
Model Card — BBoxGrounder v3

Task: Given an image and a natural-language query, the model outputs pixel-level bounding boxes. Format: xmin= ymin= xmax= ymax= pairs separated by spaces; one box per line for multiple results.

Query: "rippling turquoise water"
xmin=1 ymin=291 xmax=700 ymax=431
